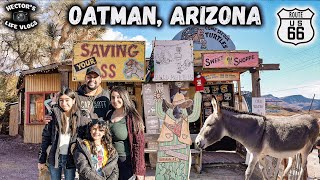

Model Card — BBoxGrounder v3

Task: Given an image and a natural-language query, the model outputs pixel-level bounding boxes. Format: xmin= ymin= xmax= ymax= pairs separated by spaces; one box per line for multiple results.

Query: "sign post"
xmin=252 ymin=97 xmax=266 ymax=115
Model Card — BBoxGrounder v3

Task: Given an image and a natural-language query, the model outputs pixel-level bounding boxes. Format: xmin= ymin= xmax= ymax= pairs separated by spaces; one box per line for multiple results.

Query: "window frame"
xmin=26 ymin=91 xmax=58 ymax=125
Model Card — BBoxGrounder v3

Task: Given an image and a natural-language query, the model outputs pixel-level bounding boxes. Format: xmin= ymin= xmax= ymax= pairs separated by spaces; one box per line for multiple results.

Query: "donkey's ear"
xmin=211 ymin=96 xmax=220 ymax=115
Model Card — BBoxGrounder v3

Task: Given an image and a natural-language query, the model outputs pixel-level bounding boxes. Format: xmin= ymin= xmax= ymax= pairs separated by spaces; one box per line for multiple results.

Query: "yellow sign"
xmin=73 ymin=41 xmax=145 ymax=82
xmin=202 ymin=72 xmax=240 ymax=82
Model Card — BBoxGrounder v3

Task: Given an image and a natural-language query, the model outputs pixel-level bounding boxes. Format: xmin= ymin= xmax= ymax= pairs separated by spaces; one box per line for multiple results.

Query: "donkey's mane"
xmin=220 ymin=105 xmax=266 ymax=119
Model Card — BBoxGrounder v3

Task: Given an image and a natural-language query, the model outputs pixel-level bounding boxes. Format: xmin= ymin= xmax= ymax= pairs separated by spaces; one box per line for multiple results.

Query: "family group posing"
xmin=38 ymin=66 xmax=145 ymax=180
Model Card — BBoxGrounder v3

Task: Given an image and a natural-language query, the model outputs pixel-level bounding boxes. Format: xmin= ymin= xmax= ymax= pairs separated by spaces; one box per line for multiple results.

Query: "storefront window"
xmin=27 ymin=92 xmax=57 ymax=124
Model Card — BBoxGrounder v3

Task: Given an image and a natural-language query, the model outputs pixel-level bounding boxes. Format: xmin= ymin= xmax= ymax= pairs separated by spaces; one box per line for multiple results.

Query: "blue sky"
xmin=99 ymin=0 xmax=320 ymax=99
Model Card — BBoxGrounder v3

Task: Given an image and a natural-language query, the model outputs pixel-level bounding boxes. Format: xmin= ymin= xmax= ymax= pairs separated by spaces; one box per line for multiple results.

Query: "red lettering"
xmin=100 ymin=45 xmax=111 ymax=57
xmin=90 ymin=45 xmax=100 ymax=57
xmin=81 ymin=43 xmax=90 ymax=57
xmin=109 ymin=64 xmax=116 ymax=78
xmin=128 ymin=44 xmax=138 ymax=57
xmin=111 ymin=45 xmax=115 ymax=57
xmin=100 ymin=64 xmax=108 ymax=78
xmin=80 ymin=43 xmax=142 ymax=59
xmin=100 ymin=64 xmax=116 ymax=79
xmin=117 ymin=45 xmax=126 ymax=57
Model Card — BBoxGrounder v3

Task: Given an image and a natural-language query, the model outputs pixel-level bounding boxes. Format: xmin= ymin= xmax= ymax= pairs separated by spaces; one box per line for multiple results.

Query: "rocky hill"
xmin=263 ymin=94 xmax=320 ymax=110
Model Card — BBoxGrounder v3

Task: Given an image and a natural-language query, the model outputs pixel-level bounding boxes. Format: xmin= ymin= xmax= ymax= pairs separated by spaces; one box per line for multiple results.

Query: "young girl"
xmin=38 ymin=88 xmax=79 ymax=180
xmin=107 ymin=86 xmax=146 ymax=180
xmin=74 ymin=119 xmax=119 ymax=180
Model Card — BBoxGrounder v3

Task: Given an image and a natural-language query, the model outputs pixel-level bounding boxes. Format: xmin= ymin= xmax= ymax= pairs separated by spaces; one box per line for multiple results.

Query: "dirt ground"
xmin=0 ymin=134 xmax=39 ymax=180
xmin=0 ymin=134 xmax=319 ymax=180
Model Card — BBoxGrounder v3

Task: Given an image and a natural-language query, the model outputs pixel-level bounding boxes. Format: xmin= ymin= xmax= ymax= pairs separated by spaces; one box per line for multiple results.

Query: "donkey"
xmin=195 ymin=96 xmax=319 ymax=180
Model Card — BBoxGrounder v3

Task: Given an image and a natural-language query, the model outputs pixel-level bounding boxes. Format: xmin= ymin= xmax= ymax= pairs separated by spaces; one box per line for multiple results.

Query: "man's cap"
xmin=86 ymin=66 xmax=101 ymax=76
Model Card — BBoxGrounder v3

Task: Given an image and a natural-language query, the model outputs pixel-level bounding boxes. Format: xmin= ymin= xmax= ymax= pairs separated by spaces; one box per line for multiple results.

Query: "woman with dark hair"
xmin=38 ymin=88 xmax=79 ymax=180
xmin=74 ymin=119 xmax=119 ymax=180
xmin=107 ymin=86 xmax=146 ymax=180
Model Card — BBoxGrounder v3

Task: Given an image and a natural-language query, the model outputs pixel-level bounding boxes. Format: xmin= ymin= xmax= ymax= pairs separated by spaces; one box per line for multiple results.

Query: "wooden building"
xmin=16 ymin=60 xmax=143 ymax=143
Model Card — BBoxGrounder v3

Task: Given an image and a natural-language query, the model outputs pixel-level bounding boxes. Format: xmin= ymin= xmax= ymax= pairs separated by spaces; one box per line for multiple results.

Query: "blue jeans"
xmin=49 ymin=155 xmax=76 ymax=180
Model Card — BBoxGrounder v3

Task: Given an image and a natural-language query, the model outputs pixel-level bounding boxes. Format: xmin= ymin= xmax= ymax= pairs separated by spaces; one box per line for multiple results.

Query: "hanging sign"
xmin=153 ymin=40 xmax=194 ymax=81
xmin=203 ymin=52 xmax=259 ymax=68
xmin=73 ymin=41 xmax=145 ymax=82
xmin=252 ymin=97 xmax=266 ymax=115
xmin=202 ymin=72 xmax=240 ymax=82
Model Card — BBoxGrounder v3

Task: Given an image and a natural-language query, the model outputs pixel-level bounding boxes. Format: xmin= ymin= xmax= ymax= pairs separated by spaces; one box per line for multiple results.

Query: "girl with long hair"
xmin=107 ymin=86 xmax=146 ymax=180
xmin=74 ymin=119 xmax=119 ymax=180
xmin=38 ymin=88 xmax=79 ymax=180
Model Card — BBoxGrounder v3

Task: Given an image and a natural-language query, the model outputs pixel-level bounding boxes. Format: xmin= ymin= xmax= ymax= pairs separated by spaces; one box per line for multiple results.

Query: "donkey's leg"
xmin=281 ymin=157 xmax=293 ymax=180
xmin=258 ymin=156 xmax=269 ymax=180
xmin=297 ymin=151 xmax=308 ymax=180
xmin=245 ymin=152 xmax=259 ymax=180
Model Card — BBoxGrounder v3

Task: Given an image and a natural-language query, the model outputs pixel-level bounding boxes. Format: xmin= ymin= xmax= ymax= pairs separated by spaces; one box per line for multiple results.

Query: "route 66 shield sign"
xmin=277 ymin=8 xmax=315 ymax=45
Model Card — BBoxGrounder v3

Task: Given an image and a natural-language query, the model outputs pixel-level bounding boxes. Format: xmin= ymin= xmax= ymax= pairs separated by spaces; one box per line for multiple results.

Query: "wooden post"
xmin=134 ymin=84 xmax=143 ymax=117
xmin=58 ymin=65 xmax=71 ymax=90
xmin=237 ymin=80 xmax=242 ymax=110
xmin=251 ymin=69 xmax=261 ymax=97
xmin=9 ymin=104 xmax=19 ymax=136
xmin=251 ymin=63 xmax=280 ymax=97
xmin=199 ymin=101 xmax=203 ymax=129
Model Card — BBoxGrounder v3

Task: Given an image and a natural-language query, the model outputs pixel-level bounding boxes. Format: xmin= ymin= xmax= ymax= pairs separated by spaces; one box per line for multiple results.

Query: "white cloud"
xmin=101 ymin=28 xmax=128 ymax=40
xmin=101 ymin=28 xmax=151 ymax=52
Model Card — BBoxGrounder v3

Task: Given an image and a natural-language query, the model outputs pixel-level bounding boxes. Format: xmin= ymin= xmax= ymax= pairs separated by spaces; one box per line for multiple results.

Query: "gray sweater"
xmin=74 ymin=138 xmax=119 ymax=180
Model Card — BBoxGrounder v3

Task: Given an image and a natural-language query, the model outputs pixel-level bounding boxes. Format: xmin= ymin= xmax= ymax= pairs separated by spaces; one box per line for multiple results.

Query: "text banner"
xmin=202 ymin=52 xmax=259 ymax=68
xmin=202 ymin=72 xmax=240 ymax=82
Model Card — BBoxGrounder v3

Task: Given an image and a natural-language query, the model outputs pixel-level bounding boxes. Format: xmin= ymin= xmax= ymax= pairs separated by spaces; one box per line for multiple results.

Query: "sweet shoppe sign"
xmin=202 ymin=52 xmax=259 ymax=68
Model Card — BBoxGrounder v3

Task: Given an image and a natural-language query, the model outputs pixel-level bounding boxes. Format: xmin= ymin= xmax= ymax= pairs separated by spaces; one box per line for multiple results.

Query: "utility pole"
xmin=308 ymin=94 xmax=315 ymax=113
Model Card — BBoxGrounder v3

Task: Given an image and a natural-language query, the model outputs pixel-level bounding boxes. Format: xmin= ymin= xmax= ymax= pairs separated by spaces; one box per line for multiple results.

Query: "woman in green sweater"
xmin=107 ymin=86 xmax=146 ymax=180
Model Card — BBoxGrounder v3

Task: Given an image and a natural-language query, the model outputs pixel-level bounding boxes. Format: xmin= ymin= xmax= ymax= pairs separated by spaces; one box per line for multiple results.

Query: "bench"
xmin=144 ymin=133 xmax=202 ymax=173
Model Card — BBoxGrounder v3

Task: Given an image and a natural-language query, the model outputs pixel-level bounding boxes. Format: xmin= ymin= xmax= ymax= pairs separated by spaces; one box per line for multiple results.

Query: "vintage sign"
xmin=172 ymin=26 xmax=236 ymax=51
xmin=202 ymin=52 xmax=259 ymax=68
xmin=142 ymin=83 xmax=170 ymax=134
xmin=277 ymin=8 xmax=315 ymax=45
xmin=201 ymin=83 xmax=234 ymax=123
xmin=252 ymin=97 xmax=266 ymax=115
xmin=73 ymin=41 xmax=145 ymax=82
xmin=194 ymin=50 xmax=217 ymax=66
xmin=153 ymin=40 xmax=194 ymax=81
xmin=194 ymin=50 xmax=249 ymax=66
xmin=202 ymin=72 xmax=240 ymax=82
